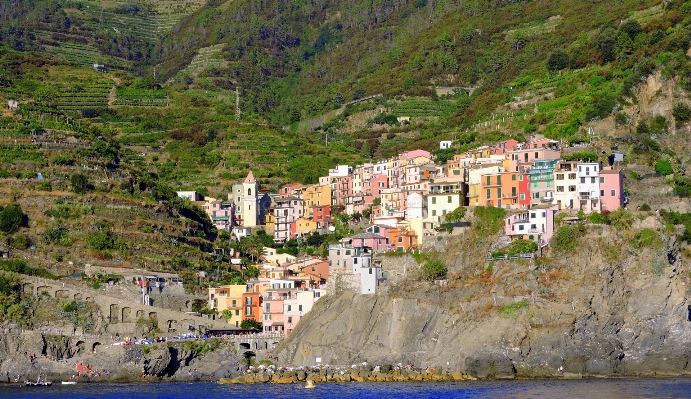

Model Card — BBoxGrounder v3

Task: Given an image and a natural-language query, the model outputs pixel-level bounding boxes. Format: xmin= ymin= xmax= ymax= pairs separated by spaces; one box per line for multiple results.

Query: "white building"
xmin=440 ymin=140 xmax=453 ymax=150
xmin=576 ymin=162 xmax=601 ymax=212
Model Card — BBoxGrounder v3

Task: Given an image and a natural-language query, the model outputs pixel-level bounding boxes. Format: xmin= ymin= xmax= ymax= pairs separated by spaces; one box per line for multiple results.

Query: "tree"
xmin=70 ymin=173 xmax=90 ymax=194
xmin=0 ymin=204 xmax=25 ymax=234
xmin=655 ymin=159 xmax=674 ymax=176
xmin=547 ymin=50 xmax=569 ymax=71
xmin=240 ymin=319 xmax=262 ymax=330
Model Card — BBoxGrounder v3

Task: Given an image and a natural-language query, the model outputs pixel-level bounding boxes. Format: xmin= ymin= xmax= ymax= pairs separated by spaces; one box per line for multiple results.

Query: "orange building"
xmin=241 ymin=292 xmax=262 ymax=324
xmin=389 ymin=228 xmax=418 ymax=252
xmin=480 ymin=171 xmax=520 ymax=208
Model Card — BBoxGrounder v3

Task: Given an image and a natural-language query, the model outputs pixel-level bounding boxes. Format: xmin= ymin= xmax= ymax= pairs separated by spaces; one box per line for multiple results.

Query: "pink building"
xmin=507 ymin=147 xmax=561 ymax=173
xmin=599 ymin=167 xmax=625 ymax=212
xmin=489 ymin=139 xmax=519 ymax=155
xmin=504 ymin=204 xmax=559 ymax=244
xmin=399 ymin=149 xmax=432 ymax=161
xmin=207 ymin=200 xmax=234 ymax=232
xmin=279 ymin=182 xmax=304 ymax=199
xmin=343 ymin=232 xmax=389 ymax=251
xmin=263 ymin=288 xmax=291 ymax=333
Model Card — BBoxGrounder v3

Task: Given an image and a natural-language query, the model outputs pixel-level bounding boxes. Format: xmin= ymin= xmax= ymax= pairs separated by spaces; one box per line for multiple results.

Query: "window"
xmin=432 ymin=210 xmax=437 ymax=216
xmin=569 ymin=173 xmax=576 ymax=179
xmin=590 ymin=177 xmax=596 ymax=184
xmin=512 ymin=174 xmax=516 ymax=181
xmin=245 ymin=307 xmax=251 ymax=316
xmin=542 ymin=212 xmax=546 ymax=217
xmin=266 ymin=303 xmax=270 ymax=312
xmin=432 ymin=197 xmax=436 ymax=204
xmin=557 ymin=174 xmax=564 ymax=180
xmin=497 ymin=176 xmax=502 ymax=185
xmin=448 ymin=196 xmax=452 ymax=203
xmin=520 ymin=193 xmax=525 ymax=200
xmin=369 ymin=268 xmax=373 ymax=275
xmin=535 ymin=152 xmax=539 ymax=158
xmin=557 ymin=186 xmax=564 ymax=192
xmin=486 ymin=189 xmax=491 ymax=199
xmin=235 ymin=310 xmax=239 ymax=316
xmin=580 ymin=177 xmax=585 ymax=184
xmin=346 ymin=250 xmax=351 ymax=255
xmin=531 ymin=224 xmax=537 ymax=229
xmin=232 ymin=300 xmax=236 ymax=307
xmin=600 ymin=190 xmax=605 ymax=196
xmin=600 ymin=177 xmax=605 ymax=183
xmin=248 ymin=188 xmax=252 ymax=196
xmin=246 ymin=297 xmax=252 ymax=305
xmin=287 ymin=305 xmax=292 ymax=312
xmin=486 ymin=176 xmax=491 ymax=185
xmin=497 ymin=188 xmax=502 ymax=198
xmin=569 ymin=185 xmax=576 ymax=192
xmin=287 ymin=316 xmax=293 ymax=323
xmin=519 ymin=175 xmax=523 ymax=181
xmin=611 ymin=189 xmax=616 ymax=196
xmin=453 ymin=169 xmax=460 ymax=175
xmin=298 ymin=305 xmax=303 ymax=312
xmin=398 ymin=236 xmax=403 ymax=243
xmin=519 ymin=225 xmax=525 ymax=231
xmin=530 ymin=212 xmax=536 ymax=219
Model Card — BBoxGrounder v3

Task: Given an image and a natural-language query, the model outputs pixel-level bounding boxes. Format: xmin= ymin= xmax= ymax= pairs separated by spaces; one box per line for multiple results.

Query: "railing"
xmin=512 ymin=217 xmax=529 ymax=224
xmin=485 ymin=253 xmax=535 ymax=262
xmin=502 ymin=193 xmax=518 ymax=198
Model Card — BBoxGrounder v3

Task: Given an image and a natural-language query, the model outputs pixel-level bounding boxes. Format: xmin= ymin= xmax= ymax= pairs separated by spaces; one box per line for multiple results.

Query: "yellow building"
xmin=208 ymin=284 xmax=246 ymax=324
xmin=294 ymin=217 xmax=319 ymax=237
xmin=302 ymin=184 xmax=332 ymax=218
xmin=265 ymin=212 xmax=275 ymax=229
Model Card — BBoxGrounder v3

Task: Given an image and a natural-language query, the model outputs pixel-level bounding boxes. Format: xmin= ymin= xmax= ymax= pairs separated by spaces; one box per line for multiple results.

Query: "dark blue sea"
xmin=1 ymin=379 xmax=691 ymax=398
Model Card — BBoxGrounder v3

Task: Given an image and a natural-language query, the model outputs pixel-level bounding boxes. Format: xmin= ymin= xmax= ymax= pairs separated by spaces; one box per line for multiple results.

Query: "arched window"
xmin=248 ymin=188 xmax=252 ymax=196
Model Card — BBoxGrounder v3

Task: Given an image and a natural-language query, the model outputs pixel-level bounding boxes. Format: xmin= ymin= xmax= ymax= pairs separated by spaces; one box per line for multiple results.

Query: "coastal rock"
xmin=276 ymin=230 xmax=691 ymax=379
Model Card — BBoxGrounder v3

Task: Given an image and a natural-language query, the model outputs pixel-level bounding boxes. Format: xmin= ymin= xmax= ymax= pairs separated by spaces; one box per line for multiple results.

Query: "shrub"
xmin=419 ymin=259 xmax=447 ymax=281
xmin=672 ymin=103 xmax=691 ymax=127
xmin=608 ymin=209 xmax=633 ymax=230
xmin=550 ymin=225 xmax=580 ymax=254
xmin=587 ymin=212 xmax=608 ymax=224
xmin=506 ymin=240 xmax=538 ymax=256
xmin=11 ymin=234 xmax=31 ymax=250
xmin=654 ymin=159 xmax=674 ymax=176
xmin=43 ymin=224 xmax=68 ymax=244
xmin=639 ymin=203 xmax=651 ymax=211
xmin=473 ymin=206 xmax=506 ymax=237
xmin=633 ymin=228 xmax=661 ymax=248
xmin=499 ymin=300 xmax=529 ymax=314
xmin=445 ymin=206 xmax=467 ymax=222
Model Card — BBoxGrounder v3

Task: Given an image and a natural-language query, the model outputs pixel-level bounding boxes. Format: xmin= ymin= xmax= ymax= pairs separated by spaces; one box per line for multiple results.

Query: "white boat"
xmin=25 ymin=374 xmax=51 ymax=387
xmin=61 ymin=381 xmax=77 ymax=385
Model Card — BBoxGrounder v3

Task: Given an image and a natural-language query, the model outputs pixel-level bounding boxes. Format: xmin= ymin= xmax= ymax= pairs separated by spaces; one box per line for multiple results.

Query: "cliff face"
xmin=0 ymin=333 xmax=244 ymax=383
xmin=278 ymin=222 xmax=691 ymax=378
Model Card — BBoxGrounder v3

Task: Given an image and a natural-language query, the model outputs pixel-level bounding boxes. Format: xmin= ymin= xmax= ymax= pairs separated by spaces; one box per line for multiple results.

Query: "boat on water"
xmin=61 ymin=381 xmax=77 ymax=385
xmin=25 ymin=374 xmax=52 ymax=386
xmin=305 ymin=380 xmax=315 ymax=389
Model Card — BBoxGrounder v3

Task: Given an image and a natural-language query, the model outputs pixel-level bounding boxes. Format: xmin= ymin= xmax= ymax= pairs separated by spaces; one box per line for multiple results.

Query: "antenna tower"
xmin=235 ymin=87 xmax=241 ymax=121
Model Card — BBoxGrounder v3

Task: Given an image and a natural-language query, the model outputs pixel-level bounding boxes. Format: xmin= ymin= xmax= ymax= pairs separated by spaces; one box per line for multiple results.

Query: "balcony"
xmin=578 ymin=193 xmax=591 ymax=200
xmin=531 ymin=164 xmax=554 ymax=170
xmin=513 ymin=217 xmax=529 ymax=224
xmin=502 ymin=193 xmax=518 ymax=198
xmin=484 ymin=181 xmax=501 ymax=188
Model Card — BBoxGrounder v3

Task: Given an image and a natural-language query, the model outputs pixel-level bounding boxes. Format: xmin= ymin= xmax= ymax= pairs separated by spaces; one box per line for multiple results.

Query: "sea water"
xmin=1 ymin=379 xmax=691 ymax=398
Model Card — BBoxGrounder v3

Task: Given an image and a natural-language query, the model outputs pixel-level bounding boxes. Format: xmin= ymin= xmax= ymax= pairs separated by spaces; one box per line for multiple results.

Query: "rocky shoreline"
xmin=219 ymin=365 xmax=473 ymax=384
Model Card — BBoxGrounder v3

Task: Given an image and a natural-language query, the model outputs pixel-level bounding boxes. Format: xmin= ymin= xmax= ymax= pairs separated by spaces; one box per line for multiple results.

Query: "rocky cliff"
xmin=278 ymin=219 xmax=691 ymax=378
xmin=0 ymin=332 xmax=244 ymax=383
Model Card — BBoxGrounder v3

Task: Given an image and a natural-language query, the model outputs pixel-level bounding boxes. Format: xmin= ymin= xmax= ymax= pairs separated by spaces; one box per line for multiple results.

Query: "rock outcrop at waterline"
xmin=277 ymin=227 xmax=691 ymax=378
xmin=219 ymin=365 xmax=469 ymax=384
xmin=0 ymin=332 xmax=244 ymax=383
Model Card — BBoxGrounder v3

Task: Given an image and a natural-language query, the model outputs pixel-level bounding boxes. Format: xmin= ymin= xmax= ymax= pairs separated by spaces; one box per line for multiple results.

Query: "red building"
xmin=312 ymin=205 xmax=331 ymax=228
xmin=518 ymin=172 xmax=531 ymax=208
